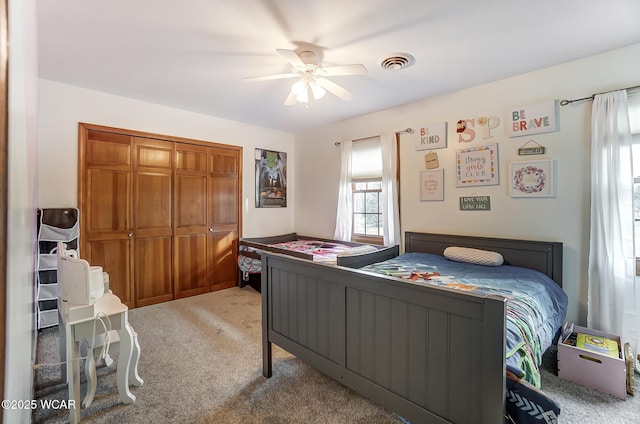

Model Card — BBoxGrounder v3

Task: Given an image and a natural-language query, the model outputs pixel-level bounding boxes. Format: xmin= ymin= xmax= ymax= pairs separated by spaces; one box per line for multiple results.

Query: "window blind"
xmin=351 ymin=137 xmax=382 ymax=180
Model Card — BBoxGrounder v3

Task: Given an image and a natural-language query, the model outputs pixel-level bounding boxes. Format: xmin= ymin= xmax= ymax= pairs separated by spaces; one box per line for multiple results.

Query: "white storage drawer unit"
xmin=36 ymin=208 xmax=79 ymax=329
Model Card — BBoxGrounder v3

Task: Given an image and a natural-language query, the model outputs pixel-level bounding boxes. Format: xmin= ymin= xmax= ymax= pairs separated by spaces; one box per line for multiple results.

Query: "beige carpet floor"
xmin=34 ymin=287 xmax=402 ymax=423
xmin=33 ymin=286 xmax=640 ymax=423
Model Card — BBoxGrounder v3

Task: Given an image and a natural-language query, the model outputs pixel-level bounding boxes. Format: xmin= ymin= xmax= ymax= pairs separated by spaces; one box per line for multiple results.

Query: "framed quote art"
xmin=456 ymin=143 xmax=499 ymax=187
xmin=415 ymin=122 xmax=447 ymax=150
xmin=507 ymin=100 xmax=559 ymax=138
xmin=510 ymin=159 xmax=554 ymax=198
xmin=420 ymin=169 xmax=444 ymax=201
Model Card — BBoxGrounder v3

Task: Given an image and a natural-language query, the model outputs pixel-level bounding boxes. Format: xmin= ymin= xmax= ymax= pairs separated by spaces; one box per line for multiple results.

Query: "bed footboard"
xmin=262 ymin=253 xmax=506 ymax=424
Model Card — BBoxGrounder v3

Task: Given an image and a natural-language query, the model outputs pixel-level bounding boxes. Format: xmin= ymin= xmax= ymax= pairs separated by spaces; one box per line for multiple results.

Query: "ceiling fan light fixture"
xmin=310 ymin=79 xmax=326 ymax=100
xmin=291 ymin=79 xmax=309 ymax=102
xmin=244 ymin=48 xmax=367 ymax=105
xmin=295 ymin=89 xmax=309 ymax=103
xmin=291 ymin=76 xmax=326 ymax=103
xmin=298 ymin=50 xmax=318 ymax=64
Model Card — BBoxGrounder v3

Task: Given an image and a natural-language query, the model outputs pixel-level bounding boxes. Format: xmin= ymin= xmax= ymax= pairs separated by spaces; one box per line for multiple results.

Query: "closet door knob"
xmin=209 ymin=228 xmax=214 ymax=232
xmin=128 ymin=233 xmax=134 ymax=237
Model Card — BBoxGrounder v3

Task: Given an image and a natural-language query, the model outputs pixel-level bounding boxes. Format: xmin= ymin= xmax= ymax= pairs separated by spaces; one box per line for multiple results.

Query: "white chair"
xmin=56 ymin=242 xmax=144 ymax=408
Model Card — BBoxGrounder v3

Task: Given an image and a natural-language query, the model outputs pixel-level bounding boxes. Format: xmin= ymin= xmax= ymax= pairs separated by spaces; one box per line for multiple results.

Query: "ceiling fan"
xmin=242 ymin=49 xmax=367 ymax=105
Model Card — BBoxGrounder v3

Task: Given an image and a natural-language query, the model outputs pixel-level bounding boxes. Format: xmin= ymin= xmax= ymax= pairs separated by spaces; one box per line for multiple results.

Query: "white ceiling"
xmin=36 ymin=0 xmax=640 ymax=134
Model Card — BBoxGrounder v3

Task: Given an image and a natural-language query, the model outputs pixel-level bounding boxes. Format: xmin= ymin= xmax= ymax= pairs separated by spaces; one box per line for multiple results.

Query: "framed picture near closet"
xmin=509 ymin=159 xmax=554 ymax=198
xmin=255 ymin=149 xmax=287 ymax=207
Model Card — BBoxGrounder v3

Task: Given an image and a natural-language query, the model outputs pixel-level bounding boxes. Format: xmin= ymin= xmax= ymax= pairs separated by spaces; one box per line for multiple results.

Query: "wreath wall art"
xmin=509 ymin=159 xmax=554 ymax=198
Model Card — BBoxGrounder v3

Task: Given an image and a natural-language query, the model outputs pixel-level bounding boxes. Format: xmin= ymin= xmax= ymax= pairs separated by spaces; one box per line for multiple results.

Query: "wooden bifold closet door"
xmin=79 ymin=124 xmax=242 ymax=308
xmin=133 ymin=137 xmax=174 ymax=307
xmin=173 ymin=144 xmax=239 ymax=297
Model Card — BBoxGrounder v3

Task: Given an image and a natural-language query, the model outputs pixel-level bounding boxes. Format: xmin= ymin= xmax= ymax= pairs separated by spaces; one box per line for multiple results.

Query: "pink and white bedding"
xmin=238 ymin=240 xmax=357 ymax=273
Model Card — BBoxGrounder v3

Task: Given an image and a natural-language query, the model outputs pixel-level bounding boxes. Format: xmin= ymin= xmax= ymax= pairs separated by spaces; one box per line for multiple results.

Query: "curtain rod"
xmin=560 ymin=84 xmax=640 ymax=106
xmin=334 ymin=128 xmax=414 ymax=146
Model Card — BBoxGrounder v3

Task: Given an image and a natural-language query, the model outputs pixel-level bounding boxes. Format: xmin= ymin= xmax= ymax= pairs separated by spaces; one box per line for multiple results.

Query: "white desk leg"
xmin=116 ymin=317 xmax=135 ymax=404
xmin=58 ymin=311 xmax=67 ymax=382
xmin=82 ymin=350 xmax=97 ymax=408
xmin=66 ymin=324 xmax=81 ymax=424
xmin=129 ymin=325 xmax=144 ymax=387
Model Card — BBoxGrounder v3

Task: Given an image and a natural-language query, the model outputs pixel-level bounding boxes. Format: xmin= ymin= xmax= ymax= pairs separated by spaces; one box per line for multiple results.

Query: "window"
xmin=352 ymin=180 xmax=382 ymax=242
xmin=335 ymin=134 xmax=400 ymax=245
xmin=351 ymin=137 xmax=383 ymax=244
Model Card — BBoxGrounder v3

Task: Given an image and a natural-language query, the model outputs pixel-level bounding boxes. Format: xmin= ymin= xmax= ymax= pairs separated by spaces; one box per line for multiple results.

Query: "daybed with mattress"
xmin=261 ymin=232 xmax=567 ymax=424
xmin=238 ymin=233 xmax=398 ymax=291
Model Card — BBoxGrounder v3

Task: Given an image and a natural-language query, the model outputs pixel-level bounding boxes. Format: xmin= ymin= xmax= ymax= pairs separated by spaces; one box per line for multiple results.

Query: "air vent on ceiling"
xmin=379 ymin=53 xmax=415 ymax=71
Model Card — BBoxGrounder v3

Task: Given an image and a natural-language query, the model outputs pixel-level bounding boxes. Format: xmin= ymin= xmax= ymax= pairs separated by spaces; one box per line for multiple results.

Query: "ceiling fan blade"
xmin=283 ymin=91 xmax=298 ymax=106
xmin=242 ymin=73 xmax=297 ymax=82
xmin=321 ymin=64 xmax=367 ymax=76
xmin=276 ymin=49 xmax=306 ymax=68
xmin=316 ymin=78 xmax=353 ymax=101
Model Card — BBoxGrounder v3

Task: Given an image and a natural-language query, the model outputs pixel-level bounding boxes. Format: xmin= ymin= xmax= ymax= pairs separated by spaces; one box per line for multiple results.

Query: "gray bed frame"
xmin=261 ymin=232 xmax=563 ymax=424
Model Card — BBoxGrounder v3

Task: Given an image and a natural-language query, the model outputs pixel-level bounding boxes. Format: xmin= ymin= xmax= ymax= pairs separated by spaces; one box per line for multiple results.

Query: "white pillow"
xmin=443 ymin=246 xmax=504 ymax=266
xmin=336 ymin=245 xmax=378 ymax=257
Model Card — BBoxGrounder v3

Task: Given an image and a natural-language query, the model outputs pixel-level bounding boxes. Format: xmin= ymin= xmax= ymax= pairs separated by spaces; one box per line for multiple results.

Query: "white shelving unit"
xmin=36 ymin=208 xmax=79 ymax=329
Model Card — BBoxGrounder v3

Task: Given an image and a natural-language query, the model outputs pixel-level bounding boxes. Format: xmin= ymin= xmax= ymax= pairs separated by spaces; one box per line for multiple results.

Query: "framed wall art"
xmin=420 ymin=169 xmax=444 ymax=201
xmin=459 ymin=195 xmax=491 ymax=211
xmin=510 ymin=159 xmax=554 ymax=198
xmin=507 ymin=100 xmax=559 ymax=137
xmin=456 ymin=143 xmax=499 ymax=187
xmin=415 ymin=122 xmax=447 ymax=150
xmin=255 ymin=148 xmax=287 ymax=207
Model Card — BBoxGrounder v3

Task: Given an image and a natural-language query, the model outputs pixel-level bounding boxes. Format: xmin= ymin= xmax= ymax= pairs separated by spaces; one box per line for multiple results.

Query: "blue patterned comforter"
xmin=360 ymin=252 xmax=568 ymax=387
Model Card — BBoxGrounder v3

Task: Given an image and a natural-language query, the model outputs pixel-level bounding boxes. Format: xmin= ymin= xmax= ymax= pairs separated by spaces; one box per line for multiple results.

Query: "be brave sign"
xmin=507 ymin=100 xmax=559 ymax=137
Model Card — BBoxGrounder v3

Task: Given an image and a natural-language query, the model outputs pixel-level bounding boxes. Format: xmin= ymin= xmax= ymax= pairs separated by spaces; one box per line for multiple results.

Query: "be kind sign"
xmin=507 ymin=100 xmax=558 ymax=137
xmin=415 ymin=122 xmax=447 ymax=150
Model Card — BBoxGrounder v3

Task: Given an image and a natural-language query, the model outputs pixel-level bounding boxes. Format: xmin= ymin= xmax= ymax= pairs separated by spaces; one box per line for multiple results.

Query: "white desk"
xmin=58 ymin=293 xmax=135 ymax=424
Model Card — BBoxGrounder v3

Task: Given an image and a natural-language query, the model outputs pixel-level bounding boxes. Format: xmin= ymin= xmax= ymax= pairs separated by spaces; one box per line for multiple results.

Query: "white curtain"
xmin=587 ymin=90 xmax=639 ymax=359
xmin=380 ymin=133 xmax=401 ymax=246
xmin=334 ymin=141 xmax=352 ymax=241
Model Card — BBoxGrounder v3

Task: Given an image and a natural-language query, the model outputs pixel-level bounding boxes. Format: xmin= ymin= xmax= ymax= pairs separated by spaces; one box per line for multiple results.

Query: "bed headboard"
xmin=404 ymin=232 xmax=563 ymax=286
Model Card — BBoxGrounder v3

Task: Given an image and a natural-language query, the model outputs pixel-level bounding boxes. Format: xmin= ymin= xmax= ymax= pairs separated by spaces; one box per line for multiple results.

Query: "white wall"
xmin=294 ymin=42 xmax=640 ymax=326
xmin=4 ymin=0 xmax=39 ymax=421
xmin=37 ymin=80 xmax=296 ymax=237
